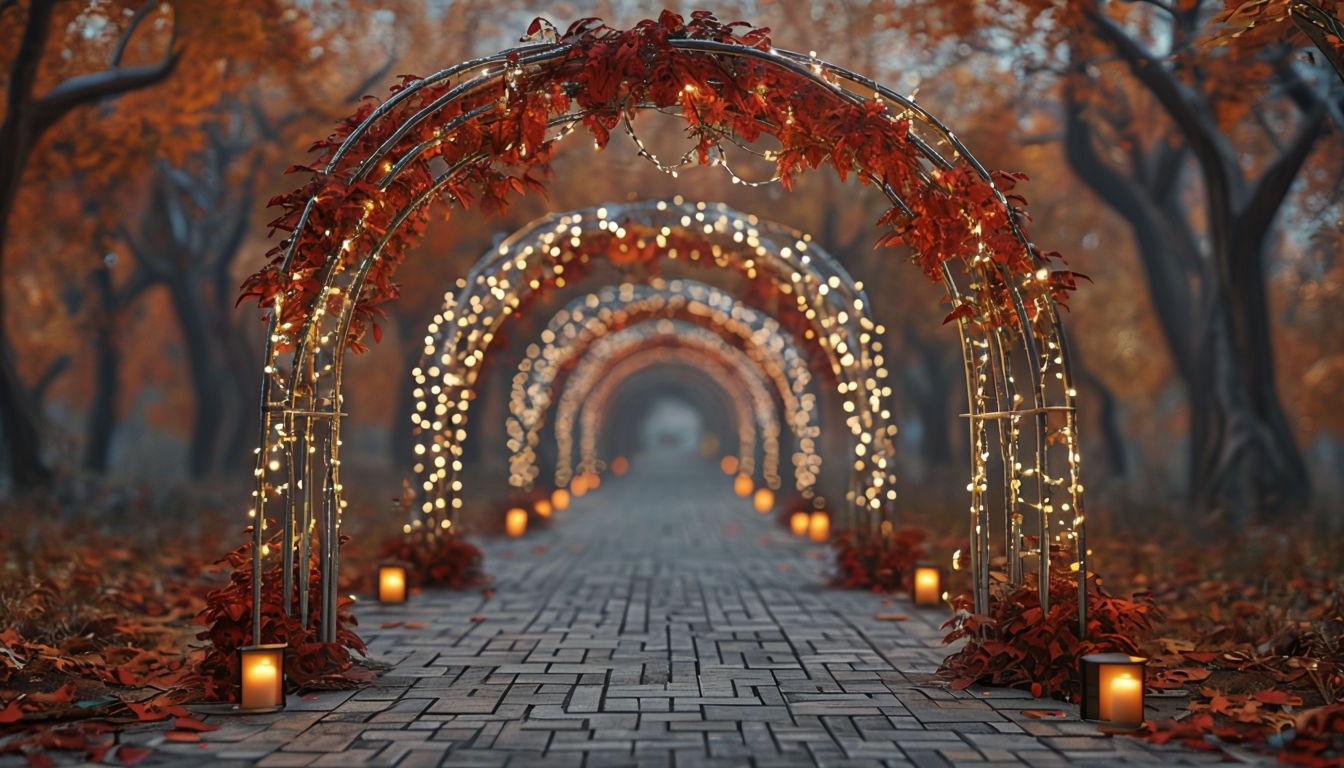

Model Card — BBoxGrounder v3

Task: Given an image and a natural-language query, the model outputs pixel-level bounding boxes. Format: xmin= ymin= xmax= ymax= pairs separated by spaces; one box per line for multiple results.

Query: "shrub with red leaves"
xmin=193 ymin=529 xmax=368 ymax=701
xmin=830 ymin=527 xmax=928 ymax=592
xmin=939 ymin=570 xmax=1161 ymax=701
xmin=378 ymin=530 xmax=485 ymax=590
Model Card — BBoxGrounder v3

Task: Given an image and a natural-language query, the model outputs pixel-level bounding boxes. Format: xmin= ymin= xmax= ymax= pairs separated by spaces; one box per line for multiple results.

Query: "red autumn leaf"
xmin=171 ymin=717 xmax=219 ymax=733
xmin=379 ymin=622 xmax=402 ymax=629
xmin=23 ymin=752 xmax=56 ymax=768
xmin=0 ymin=699 xmax=25 ymax=723
xmin=162 ymin=731 xmax=200 ymax=743
xmin=1251 ymin=689 xmax=1303 ymax=707
xmin=469 ymin=615 xmax=485 ymax=623
xmin=1022 ymin=709 xmax=1066 ymax=718
xmin=403 ymin=622 xmax=426 ymax=630
xmin=115 ymin=745 xmax=152 ymax=766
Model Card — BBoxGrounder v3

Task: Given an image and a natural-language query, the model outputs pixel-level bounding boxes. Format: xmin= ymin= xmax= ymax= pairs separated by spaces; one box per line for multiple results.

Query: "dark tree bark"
xmin=0 ymin=0 xmax=176 ymax=491
xmin=1064 ymin=8 xmax=1327 ymax=522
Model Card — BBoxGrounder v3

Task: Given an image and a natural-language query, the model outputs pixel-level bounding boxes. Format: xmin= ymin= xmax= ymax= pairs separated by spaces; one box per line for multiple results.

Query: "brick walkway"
xmin=100 ymin=460 xmax=1218 ymax=766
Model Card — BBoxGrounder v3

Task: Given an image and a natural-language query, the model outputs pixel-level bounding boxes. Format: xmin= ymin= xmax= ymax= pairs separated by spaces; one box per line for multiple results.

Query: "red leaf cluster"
xmin=377 ymin=530 xmax=485 ymax=590
xmin=938 ymin=571 xmax=1161 ymax=701
xmin=190 ymin=530 xmax=369 ymax=702
xmin=829 ymin=527 xmax=928 ymax=592
xmin=239 ymin=11 xmax=1074 ymax=354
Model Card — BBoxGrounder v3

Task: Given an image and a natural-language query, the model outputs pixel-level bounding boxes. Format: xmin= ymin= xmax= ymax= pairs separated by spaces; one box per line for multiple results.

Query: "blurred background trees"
xmin=1 ymin=0 xmax=1340 ymax=528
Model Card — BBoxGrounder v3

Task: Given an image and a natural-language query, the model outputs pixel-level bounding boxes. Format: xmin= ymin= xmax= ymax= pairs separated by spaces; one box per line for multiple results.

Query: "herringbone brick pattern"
xmin=49 ymin=460 xmax=1219 ymax=766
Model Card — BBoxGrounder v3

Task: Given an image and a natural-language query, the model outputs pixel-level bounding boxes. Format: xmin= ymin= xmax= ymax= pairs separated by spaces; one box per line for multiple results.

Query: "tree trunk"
xmin=83 ymin=268 xmax=119 ymax=473
xmin=0 ymin=0 xmax=56 ymax=491
xmin=167 ymin=272 xmax=222 ymax=476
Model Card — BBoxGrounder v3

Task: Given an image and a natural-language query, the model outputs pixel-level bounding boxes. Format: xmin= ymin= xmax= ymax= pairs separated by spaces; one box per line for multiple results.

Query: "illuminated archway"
xmin=239 ymin=12 xmax=1089 ymax=646
xmin=545 ymin=321 xmax=783 ymax=492
xmin=501 ymin=280 xmax=816 ymax=497
xmin=416 ymin=201 xmax=884 ymax=527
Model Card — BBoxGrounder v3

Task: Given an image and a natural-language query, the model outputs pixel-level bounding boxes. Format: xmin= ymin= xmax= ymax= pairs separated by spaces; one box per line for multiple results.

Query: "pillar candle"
xmin=241 ymin=654 xmax=280 ymax=709
xmin=1104 ymin=673 xmax=1143 ymax=726
xmin=378 ymin=565 xmax=407 ymax=602
xmin=913 ymin=566 xmax=941 ymax=605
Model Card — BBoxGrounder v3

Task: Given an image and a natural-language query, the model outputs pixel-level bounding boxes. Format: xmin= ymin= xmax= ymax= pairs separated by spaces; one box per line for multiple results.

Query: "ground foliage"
xmin=829 ymin=526 xmax=928 ymax=592
xmin=376 ymin=530 xmax=486 ymax=590
xmin=926 ymin=526 xmax=1344 ymax=766
xmin=193 ymin=529 xmax=375 ymax=702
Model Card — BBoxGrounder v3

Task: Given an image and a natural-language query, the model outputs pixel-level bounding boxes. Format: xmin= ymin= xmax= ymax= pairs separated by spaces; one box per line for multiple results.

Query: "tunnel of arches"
xmin=234 ymin=11 xmax=1089 ymax=661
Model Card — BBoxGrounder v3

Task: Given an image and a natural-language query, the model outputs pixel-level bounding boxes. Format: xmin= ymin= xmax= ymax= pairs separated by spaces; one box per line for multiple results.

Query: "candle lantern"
xmin=1080 ymin=653 xmax=1147 ymax=728
xmin=733 ymin=473 xmax=753 ymax=498
xmin=752 ymin=488 xmax=774 ymax=514
xmin=505 ymin=507 xmax=528 ymax=537
xmin=583 ymin=471 xmax=601 ymax=491
xmin=534 ymin=499 xmax=553 ymax=518
xmin=377 ymin=562 xmax=408 ymax=603
xmin=551 ymin=488 xmax=571 ymax=511
xmin=807 ymin=511 xmax=830 ymax=542
xmin=790 ymin=511 xmax=810 ymax=536
xmin=911 ymin=564 xmax=942 ymax=606
xmin=238 ymin=644 xmax=286 ymax=711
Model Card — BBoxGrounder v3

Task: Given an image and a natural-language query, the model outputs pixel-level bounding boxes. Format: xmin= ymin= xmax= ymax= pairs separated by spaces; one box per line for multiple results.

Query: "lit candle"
xmin=551 ymin=488 xmax=570 ymax=511
xmin=378 ymin=564 xmax=407 ymax=603
xmin=913 ymin=566 xmax=941 ymax=605
xmin=238 ymin=646 xmax=285 ymax=710
xmin=733 ymin=473 xmax=753 ymax=498
xmin=505 ymin=507 xmax=528 ymax=537
xmin=752 ymin=488 xmax=774 ymax=514
xmin=1103 ymin=673 xmax=1143 ymax=726
xmin=720 ymin=455 xmax=739 ymax=475
xmin=1081 ymin=654 xmax=1147 ymax=726
xmin=807 ymin=511 xmax=830 ymax=542
xmin=790 ymin=511 xmax=809 ymax=536
xmin=534 ymin=499 xmax=553 ymax=518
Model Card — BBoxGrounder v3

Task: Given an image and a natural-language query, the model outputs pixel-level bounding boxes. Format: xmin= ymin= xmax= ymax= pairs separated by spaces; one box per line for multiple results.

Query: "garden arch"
xmin=502 ymin=280 xmax=816 ymax=497
xmin=241 ymin=12 xmax=1089 ymax=644
xmin=544 ymin=321 xmax=784 ymax=492
xmin=415 ymin=200 xmax=885 ymax=526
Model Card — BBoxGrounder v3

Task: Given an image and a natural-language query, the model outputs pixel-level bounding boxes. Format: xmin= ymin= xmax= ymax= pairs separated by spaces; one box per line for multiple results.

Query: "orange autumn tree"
xmin=885 ymin=0 xmax=1343 ymax=524
xmin=1 ymin=0 xmax=397 ymax=484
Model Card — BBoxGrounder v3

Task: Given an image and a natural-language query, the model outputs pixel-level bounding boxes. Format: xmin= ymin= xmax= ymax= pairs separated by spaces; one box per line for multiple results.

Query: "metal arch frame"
xmin=416 ymin=201 xmax=890 ymax=533
xmin=545 ymin=322 xmax=783 ymax=492
xmin=502 ymin=279 xmax=816 ymax=497
xmin=555 ymin=329 xmax=781 ymax=490
xmin=251 ymin=27 xmax=1088 ymax=646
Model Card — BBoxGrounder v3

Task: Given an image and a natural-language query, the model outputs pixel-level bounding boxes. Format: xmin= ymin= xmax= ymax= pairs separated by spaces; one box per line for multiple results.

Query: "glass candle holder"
xmin=377 ymin=562 xmax=408 ymax=603
xmin=238 ymin=644 xmax=286 ymax=711
xmin=1080 ymin=653 xmax=1147 ymax=728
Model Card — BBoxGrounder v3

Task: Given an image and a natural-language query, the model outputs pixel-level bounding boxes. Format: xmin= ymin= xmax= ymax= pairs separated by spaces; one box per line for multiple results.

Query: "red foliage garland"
xmin=192 ymin=531 xmax=369 ymax=701
xmin=239 ymin=10 xmax=1077 ymax=353
xmin=939 ymin=571 xmax=1161 ymax=701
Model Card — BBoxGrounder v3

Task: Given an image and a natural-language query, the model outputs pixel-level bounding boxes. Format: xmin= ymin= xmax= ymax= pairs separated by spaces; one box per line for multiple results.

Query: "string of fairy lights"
xmin=412 ymin=200 xmax=895 ymax=540
xmin=506 ymin=280 xmax=813 ymax=497
xmin=542 ymin=320 xmax=784 ymax=492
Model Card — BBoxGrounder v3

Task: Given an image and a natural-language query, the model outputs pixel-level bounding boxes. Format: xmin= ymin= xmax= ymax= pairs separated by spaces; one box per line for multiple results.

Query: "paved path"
xmin=116 ymin=459 xmax=1215 ymax=766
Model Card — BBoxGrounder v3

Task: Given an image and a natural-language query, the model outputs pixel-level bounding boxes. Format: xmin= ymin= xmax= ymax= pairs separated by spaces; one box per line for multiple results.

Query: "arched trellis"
xmin=544 ymin=321 xmax=784 ymax=492
xmin=503 ymin=280 xmax=816 ymax=497
xmin=240 ymin=12 xmax=1089 ymax=645
xmin=416 ymin=200 xmax=886 ymax=529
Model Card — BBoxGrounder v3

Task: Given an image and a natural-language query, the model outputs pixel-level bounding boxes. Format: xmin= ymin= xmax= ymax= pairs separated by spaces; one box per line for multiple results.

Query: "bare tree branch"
xmin=33 ymin=49 xmax=181 ymax=136
xmin=110 ymin=0 xmax=159 ymax=66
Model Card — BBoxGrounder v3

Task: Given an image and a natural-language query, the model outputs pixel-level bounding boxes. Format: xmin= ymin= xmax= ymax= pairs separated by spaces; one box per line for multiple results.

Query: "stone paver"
xmin=4 ymin=458 xmax=1219 ymax=766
